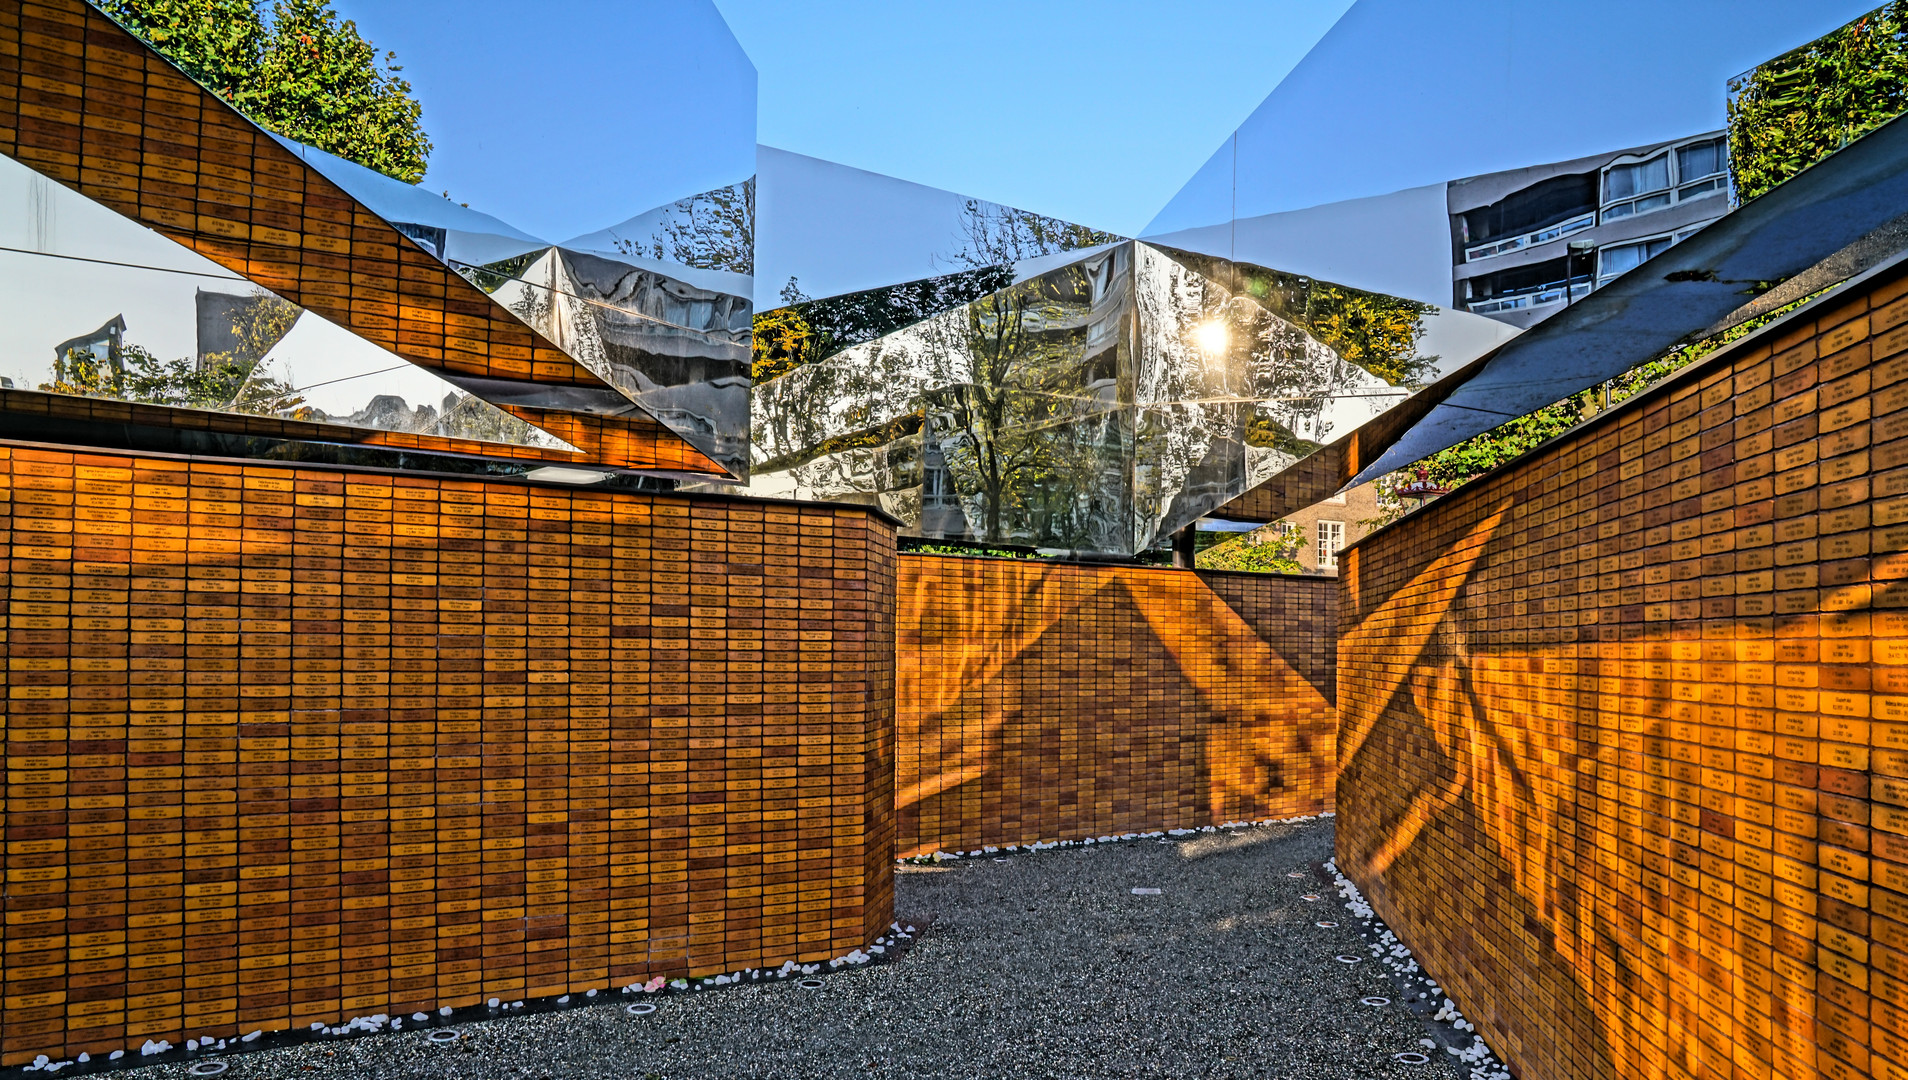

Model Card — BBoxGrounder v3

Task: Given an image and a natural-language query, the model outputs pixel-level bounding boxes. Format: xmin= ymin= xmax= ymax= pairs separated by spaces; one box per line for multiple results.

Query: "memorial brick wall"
xmin=1337 ymin=269 xmax=1908 ymax=1080
xmin=896 ymin=555 xmax=1336 ymax=856
xmin=0 ymin=444 xmax=896 ymax=1064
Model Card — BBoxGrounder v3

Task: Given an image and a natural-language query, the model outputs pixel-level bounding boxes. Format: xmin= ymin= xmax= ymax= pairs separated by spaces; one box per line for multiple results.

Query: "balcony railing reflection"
xmin=1463 ymin=212 xmax=1596 ymax=263
xmin=1466 ymin=276 xmax=1592 ymax=315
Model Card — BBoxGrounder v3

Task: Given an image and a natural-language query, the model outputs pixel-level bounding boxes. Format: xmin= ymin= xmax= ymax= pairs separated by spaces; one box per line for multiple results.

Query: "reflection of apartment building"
xmin=1450 ymin=132 xmax=1731 ymax=329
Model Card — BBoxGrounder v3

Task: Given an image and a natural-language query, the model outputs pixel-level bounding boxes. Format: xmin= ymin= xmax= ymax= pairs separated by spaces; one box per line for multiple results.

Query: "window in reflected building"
xmin=1317 ymin=520 xmax=1345 ymax=570
xmin=1598 ymin=236 xmax=1675 ymax=285
xmin=1601 ymin=154 xmax=1672 ymax=220
xmin=1676 ymin=137 xmax=1730 ymax=199
xmin=1602 ymin=136 xmax=1729 ymax=222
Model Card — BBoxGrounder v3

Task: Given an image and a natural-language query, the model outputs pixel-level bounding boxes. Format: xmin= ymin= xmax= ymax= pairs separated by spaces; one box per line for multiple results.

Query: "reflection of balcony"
xmin=1466 ymin=277 xmax=1592 ymax=315
xmin=1601 ymin=172 xmax=1727 ymax=223
xmin=1463 ymin=212 xmax=1596 ymax=263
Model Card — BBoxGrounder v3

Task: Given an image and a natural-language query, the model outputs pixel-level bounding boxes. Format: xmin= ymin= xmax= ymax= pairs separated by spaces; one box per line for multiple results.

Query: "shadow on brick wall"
xmin=897 ymin=557 xmax=1337 ymax=855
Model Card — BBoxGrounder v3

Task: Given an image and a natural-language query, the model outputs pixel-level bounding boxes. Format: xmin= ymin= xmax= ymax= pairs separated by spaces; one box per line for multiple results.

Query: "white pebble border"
xmin=898 ymin=811 xmax=1335 ymax=865
xmin=1325 ymin=858 xmax=1513 ymax=1080
xmin=11 ymin=923 xmax=923 ymax=1075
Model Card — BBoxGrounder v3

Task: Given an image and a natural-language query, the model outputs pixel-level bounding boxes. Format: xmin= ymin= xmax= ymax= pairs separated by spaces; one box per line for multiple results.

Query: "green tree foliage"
xmin=101 ymin=0 xmax=431 ymax=182
xmin=43 ymin=343 xmax=305 ymax=414
xmin=945 ymin=199 xmax=1122 ymax=270
xmin=1237 ymin=268 xmax=1439 ymax=388
xmin=1297 ymin=284 xmax=1440 ymax=388
xmin=96 ymin=0 xmax=262 ymax=100
xmin=1195 ymin=526 xmax=1305 ymax=574
xmin=1398 ymin=295 xmax=1821 ymax=499
xmin=1728 ymin=1 xmax=1908 ymax=201
xmin=903 ymin=542 xmax=1045 ymax=560
xmin=750 ymin=267 xmax=1015 ymax=384
xmin=748 ymin=200 xmax=1119 ymax=387
xmin=751 ymin=304 xmax=815 ymax=383
xmin=927 ymin=260 xmax=1147 ymax=548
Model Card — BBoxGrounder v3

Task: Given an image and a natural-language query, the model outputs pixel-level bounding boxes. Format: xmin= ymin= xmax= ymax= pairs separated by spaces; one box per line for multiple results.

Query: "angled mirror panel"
xmin=272 ymin=139 xmax=753 ymax=475
xmin=1 ymin=0 xmax=726 ymax=475
xmin=755 ymin=148 xmax=1122 ymax=305
xmin=473 ymin=245 xmax=750 ymax=475
xmin=0 ymin=152 xmax=571 ymax=451
xmin=742 ymin=233 xmax=1508 ymax=554
xmin=273 ymin=137 xmax=550 ymax=268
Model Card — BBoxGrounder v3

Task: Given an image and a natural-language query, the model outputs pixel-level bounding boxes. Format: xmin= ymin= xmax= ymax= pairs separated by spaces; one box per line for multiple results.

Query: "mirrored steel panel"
xmin=0 ymin=153 xmax=572 ymax=451
xmin=744 ymin=239 xmax=1466 ymax=555
xmin=285 ymin=140 xmax=755 ymax=476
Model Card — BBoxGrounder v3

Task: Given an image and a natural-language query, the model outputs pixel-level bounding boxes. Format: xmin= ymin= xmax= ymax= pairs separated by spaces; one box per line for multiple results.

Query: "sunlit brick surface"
xmin=0 ymin=445 xmax=894 ymax=1063
xmin=896 ymin=556 xmax=1335 ymax=856
xmin=1338 ymin=273 xmax=1908 ymax=1080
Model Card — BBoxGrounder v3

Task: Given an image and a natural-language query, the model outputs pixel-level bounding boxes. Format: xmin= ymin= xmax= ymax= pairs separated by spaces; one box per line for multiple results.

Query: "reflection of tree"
xmin=751 ymin=304 xmax=813 ymax=383
xmin=44 ymin=342 xmax=306 ymax=414
xmin=209 ymin=290 xmax=300 ymax=368
xmin=1238 ymin=268 xmax=1438 ymax=389
xmin=944 ymin=199 xmax=1121 ymax=270
xmin=617 ymin=180 xmax=755 ymax=275
xmin=1728 ymin=1 xmax=1908 ymax=202
xmin=1195 ymin=525 xmax=1305 ymax=573
xmin=1289 ymin=284 xmax=1439 ymax=388
xmin=1161 ymin=248 xmax=1440 ymax=391
xmin=750 ymin=266 xmax=1012 ymax=383
xmin=1243 ymin=413 xmax=1320 ymax=457
xmin=934 ymin=267 xmax=1107 ymax=545
xmin=748 ymin=200 xmax=1119 ymax=388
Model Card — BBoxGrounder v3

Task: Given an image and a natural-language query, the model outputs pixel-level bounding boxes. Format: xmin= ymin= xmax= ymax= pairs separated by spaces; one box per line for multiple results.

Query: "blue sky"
xmin=325 ymin=0 xmax=1878 ymax=261
xmin=1148 ymin=0 xmax=1882 ymax=235
xmin=713 ymin=0 xmax=1352 ymax=236
xmin=329 ymin=0 xmax=1351 ymax=240
xmin=329 ymin=0 xmax=757 ymax=243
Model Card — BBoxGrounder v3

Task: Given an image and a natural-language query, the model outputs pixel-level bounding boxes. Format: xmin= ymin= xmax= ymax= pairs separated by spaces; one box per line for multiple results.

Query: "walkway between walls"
xmin=102 ymin=819 xmax=1495 ymax=1080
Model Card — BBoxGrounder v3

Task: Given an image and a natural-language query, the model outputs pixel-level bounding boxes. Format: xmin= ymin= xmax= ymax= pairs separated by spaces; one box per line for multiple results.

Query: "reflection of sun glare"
xmin=1194 ymin=319 xmax=1229 ymax=355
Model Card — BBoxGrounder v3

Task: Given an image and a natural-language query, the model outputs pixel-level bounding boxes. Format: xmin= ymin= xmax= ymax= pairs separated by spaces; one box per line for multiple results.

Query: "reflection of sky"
xmin=1146 ymin=0 xmax=1881 ymax=235
xmin=1145 ymin=184 xmax=1455 ymax=308
xmin=755 ymin=147 xmax=979 ymax=303
xmin=329 ymin=0 xmax=755 ymax=243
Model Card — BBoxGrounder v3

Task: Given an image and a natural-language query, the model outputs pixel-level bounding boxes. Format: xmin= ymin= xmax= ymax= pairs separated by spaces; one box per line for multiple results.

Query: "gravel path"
xmin=109 ymin=818 xmax=1465 ymax=1080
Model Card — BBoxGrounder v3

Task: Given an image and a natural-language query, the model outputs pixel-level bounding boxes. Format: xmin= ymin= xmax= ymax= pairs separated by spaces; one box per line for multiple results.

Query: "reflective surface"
xmin=754 ymin=146 xmax=1122 ymax=307
xmin=0 ymin=154 xmax=572 ymax=451
xmin=287 ymin=141 xmax=755 ymax=477
xmin=745 ymin=239 xmax=1470 ymax=555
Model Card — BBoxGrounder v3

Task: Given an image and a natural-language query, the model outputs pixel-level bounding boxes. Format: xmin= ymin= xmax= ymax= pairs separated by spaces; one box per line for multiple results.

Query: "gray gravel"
xmin=110 ymin=818 xmax=1462 ymax=1080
